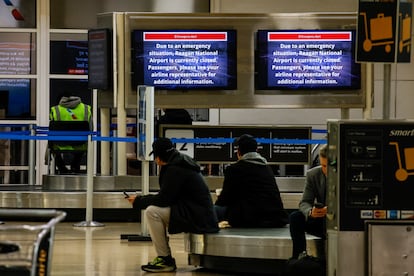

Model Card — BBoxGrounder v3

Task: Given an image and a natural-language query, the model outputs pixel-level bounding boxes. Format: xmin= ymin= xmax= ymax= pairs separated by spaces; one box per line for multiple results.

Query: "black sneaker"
xmin=141 ymin=256 xmax=177 ymax=272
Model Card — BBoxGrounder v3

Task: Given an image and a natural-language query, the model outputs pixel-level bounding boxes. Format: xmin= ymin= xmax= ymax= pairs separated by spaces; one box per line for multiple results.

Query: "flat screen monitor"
xmin=131 ymin=30 xmax=237 ymax=90
xmin=0 ymin=79 xmax=32 ymax=119
xmin=88 ymin=28 xmax=112 ymax=90
xmin=50 ymin=41 xmax=88 ymax=75
xmin=256 ymin=30 xmax=361 ymax=90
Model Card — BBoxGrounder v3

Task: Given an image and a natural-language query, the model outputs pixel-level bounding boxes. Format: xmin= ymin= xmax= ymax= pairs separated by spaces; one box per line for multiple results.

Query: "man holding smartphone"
xmin=126 ymin=137 xmax=218 ymax=273
xmin=289 ymin=144 xmax=328 ymax=259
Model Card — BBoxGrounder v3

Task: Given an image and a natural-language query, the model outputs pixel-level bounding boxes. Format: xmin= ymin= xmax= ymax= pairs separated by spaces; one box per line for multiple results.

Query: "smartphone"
xmin=123 ymin=191 xmax=130 ymax=198
xmin=314 ymin=202 xmax=324 ymax=208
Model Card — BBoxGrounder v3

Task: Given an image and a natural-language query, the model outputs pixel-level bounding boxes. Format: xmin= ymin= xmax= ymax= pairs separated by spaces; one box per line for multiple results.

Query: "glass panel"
xmin=50 ymin=40 xmax=88 ymax=75
xmin=0 ymin=32 xmax=36 ymax=75
xmin=0 ymin=79 xmax=35 ymax=119
xmin=0 ymin=0 xmax=36 ymax=28
xmin=50 ymin=0 xmax=152 ymax=29
xmin=50 ymin=79 xmax=92 ymax=107
xmin=0 ymin=125 xmax=30 ymax=184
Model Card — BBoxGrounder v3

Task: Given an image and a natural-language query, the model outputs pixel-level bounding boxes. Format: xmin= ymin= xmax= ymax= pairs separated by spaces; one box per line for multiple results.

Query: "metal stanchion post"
xmin=120 ymin=85 xmax=154 ymax=242
xmin=74 ymin=134 xmax=104 ymax=227
xmin=126 ymin=160 xmax=151 ymax=241
xmin=125 ymin=86 xmax=154 ymax=241
xmin=141 ymin=160 xmax=150 ymax=235
xmin=28 ymin=124 xmax=35 ymax=185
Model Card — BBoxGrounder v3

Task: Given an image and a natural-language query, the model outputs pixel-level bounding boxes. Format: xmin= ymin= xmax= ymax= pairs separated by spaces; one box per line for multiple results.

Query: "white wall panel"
xmin=51 ymin=0 xmax=209 ymax=29
xmin=395 ymin=81 xmax=414 ymax=119
xmin=219 ymin=108 xmax=341 ymax=126
xmin=152 ymin=0 xmax=209 ymax=12
xmin=211 ymin=0 xmax=357 ymax=13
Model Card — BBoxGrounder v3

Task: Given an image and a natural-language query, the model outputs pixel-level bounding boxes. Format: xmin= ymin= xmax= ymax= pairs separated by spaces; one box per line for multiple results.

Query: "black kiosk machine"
xmin=327 ymin=120 xmax=414 ymax=275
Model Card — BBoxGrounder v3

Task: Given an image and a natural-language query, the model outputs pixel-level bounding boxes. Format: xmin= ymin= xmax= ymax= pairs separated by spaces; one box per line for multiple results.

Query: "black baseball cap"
xmin=234 ymin=134 xmax=257 ymax=154
xmin=149 ymin=138 xmax=175 ymax=158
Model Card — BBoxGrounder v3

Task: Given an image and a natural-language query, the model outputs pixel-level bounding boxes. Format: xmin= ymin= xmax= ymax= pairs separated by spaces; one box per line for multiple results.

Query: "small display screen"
xmin=0 ymin=80 xmax=32 ymax=119
xmin=50 ymin=41 xmax=88 ymax=75
xmin=131 ymin=30 xmax=237 ymax=90
xmin=256 ymin=30 xmax=361 ymax=90
xmin=88 ymin=29 xmax=111 ymax=90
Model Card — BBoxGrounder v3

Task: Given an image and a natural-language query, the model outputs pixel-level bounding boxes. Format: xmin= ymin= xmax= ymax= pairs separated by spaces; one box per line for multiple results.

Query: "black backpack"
xmin=284 ymin=255 xmax=326 ymax=276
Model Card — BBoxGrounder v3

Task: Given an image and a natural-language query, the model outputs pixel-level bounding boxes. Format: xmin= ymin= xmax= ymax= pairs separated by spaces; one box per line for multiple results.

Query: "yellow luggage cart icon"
xmin=399 ymin=12 xmax=411 ymax=53
xmin=360 ymin=12 xmax=394 ymax=53
xmin=389 ymin=142 xmax=414 ymax=181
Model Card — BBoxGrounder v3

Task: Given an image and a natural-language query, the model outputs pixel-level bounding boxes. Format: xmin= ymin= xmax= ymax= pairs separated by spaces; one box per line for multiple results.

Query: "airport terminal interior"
xmin=1 ymin=0 xmax=414 ymax=275
xmin=49 ymin=222 xmax=240 ymax=276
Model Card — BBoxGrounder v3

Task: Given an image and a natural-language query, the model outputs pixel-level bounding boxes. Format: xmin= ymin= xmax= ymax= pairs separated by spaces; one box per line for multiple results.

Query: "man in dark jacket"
xmin=127 ymin=137 xmax=218 ymax=273
xmin=214 ymin=134 xmax=288 ymax=228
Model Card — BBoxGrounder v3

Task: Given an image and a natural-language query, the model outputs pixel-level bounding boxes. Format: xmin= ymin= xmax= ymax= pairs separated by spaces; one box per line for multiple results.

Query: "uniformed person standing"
xmin=49 ymin=95 xmax=92 ymax=174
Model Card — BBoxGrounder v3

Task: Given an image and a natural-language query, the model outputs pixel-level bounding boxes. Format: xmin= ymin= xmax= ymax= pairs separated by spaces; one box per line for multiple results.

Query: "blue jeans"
xmin=289 ymin=210 xmax=326 ymax=259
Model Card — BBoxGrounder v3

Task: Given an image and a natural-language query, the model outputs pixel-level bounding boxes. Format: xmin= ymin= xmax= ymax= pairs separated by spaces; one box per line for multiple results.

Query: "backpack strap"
xmin=53 ymin=106 xmax=61 ymax=121
xmin=83 ymin=103 xmax=88 ymax=121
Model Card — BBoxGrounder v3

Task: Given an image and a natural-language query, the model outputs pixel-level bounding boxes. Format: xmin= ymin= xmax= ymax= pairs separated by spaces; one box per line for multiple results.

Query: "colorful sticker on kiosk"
xmin=374 ymin=210 xmax=386 ymax=219
xmin=360 ymin=210 xmax=373 ymax=219
xmin=401 ymin=210 xmax=414 ymax=219
xmin=387 ymin=210 xmax=400 ymax=219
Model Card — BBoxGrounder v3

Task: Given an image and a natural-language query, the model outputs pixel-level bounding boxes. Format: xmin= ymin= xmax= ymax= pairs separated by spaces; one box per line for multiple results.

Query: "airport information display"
xmin=256 ymin=30 xmax=361 ymax=90
xmin=132 ymin=30 xmax=237 ymax=90
xmin=88 ymin=29 xmax=111 ymax=90
xmin=161 ymin=125 xmax=311 ymax=164
xmin=50 ymin=41 xmax=88 ymax=75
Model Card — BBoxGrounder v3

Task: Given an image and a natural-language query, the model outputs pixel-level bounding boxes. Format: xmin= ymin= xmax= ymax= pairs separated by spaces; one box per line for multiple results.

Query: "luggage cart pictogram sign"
xmin=399 ymin=12 xmax=411 ymax=53
xmin=360 ymin=12 xmax=394 ymax=53
xmin=389 ymin=142 xmax=414 ymax=181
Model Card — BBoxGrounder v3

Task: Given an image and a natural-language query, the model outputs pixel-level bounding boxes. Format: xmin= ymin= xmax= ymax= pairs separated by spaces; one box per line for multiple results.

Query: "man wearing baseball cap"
xmin=126 ymin=137 xmax=218 ymax=273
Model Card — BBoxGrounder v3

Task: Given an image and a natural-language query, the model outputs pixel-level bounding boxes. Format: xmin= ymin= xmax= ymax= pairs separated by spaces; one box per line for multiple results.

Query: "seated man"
xmin=49 ymin=95 xmax=92 ymax=174
xmin=126 ymin=138 xmax=219 ymax=272
xmin=214 ymin=134 xmax=288 ymax=228
xmin=289 ymin=144 xmax=328 ymax=259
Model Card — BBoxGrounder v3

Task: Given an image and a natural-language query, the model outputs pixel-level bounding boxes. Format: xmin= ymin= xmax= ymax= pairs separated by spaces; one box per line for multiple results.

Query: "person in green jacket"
xmin=49 ymin=95 xmax=92 ymax=174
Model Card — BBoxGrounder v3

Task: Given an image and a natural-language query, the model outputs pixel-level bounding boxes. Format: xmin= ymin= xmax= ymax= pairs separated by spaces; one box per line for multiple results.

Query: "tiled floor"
xmin=50 ymin=222 xmax=239 ymax=276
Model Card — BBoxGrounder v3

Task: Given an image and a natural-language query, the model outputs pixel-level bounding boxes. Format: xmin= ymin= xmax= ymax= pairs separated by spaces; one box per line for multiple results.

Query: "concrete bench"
xmin=185 ymin=227 xmax=323 ymax=274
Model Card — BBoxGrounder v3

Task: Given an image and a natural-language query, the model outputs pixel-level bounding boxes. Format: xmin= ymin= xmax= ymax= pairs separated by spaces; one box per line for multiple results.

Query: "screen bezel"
xmin=131 ymin=29 xmax=237 ymax=91
xmin=255 ymin=29 xmax=361 ymax=91
xmin=50 ymin=40 xmax=88 ymax=75
xmin=88 ymin=28 xmax=112 ymax=90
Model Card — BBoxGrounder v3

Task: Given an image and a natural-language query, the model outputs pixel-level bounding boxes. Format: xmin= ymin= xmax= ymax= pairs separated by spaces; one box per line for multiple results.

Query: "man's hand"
xmin=310 ymin=206 xmax=327 ymax=218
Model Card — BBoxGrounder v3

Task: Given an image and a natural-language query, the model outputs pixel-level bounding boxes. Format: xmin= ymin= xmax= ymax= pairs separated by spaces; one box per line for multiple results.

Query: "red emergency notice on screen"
xmin=268 ymin=32 xmax=352 ymax=41
xmin=144 ymin=32 xmax=228 ymax=41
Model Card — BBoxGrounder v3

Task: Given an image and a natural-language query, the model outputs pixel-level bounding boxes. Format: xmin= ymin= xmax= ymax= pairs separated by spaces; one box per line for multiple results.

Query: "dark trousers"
xmin=214 ymin=205 xmax=228 ymax=222
xmin=54 ymin=152 xmax=84 ymax=173
xmin=289 ymin=210 xmax=326 ymax=259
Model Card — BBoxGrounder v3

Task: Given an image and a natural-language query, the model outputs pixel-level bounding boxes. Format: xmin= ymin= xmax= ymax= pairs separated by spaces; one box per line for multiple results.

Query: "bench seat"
xmin=185 ymin=226 xmax=323 ymax=274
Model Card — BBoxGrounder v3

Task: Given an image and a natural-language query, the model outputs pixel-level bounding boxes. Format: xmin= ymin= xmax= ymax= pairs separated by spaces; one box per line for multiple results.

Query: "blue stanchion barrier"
xmin=0 ymin=127 xmax=327 ymax=144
